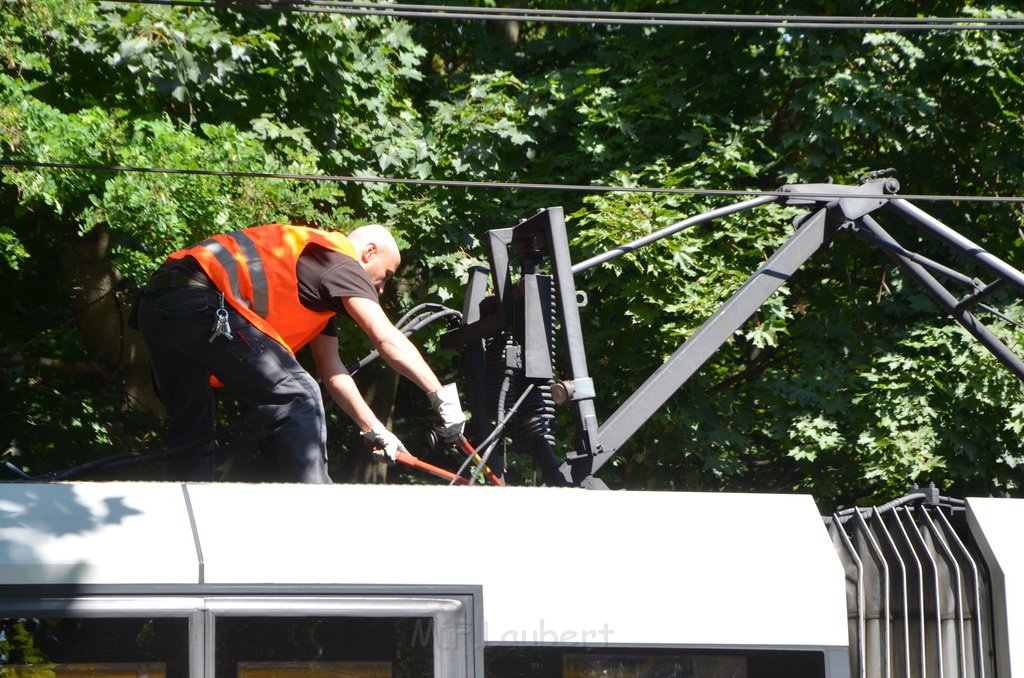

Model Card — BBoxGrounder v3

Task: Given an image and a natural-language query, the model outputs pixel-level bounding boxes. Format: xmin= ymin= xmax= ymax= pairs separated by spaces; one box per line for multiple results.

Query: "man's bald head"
xmin=348 ymin=224 xmax=401 ymax=295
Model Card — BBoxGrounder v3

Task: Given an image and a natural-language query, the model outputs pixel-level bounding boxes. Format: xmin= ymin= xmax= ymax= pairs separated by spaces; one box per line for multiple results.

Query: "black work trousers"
xmin=137 ymin=285 xmax=332 ymax=483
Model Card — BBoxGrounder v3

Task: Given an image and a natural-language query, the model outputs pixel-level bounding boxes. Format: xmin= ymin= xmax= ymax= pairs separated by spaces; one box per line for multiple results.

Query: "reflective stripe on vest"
xmin=198 ymin=231 xmax=269 ymax=318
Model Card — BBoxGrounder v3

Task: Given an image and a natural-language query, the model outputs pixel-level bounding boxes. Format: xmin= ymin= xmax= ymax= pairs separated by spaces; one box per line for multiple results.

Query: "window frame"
xmin=0 ymin=584 xmax=483 ymax=678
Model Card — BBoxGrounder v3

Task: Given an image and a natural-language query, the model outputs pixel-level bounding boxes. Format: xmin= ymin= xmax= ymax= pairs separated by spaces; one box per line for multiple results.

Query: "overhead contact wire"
xmin=4 ymin=159 xmax=1024 ymax=205
xmin=101 ymin=0 xmax=1024 ymax=32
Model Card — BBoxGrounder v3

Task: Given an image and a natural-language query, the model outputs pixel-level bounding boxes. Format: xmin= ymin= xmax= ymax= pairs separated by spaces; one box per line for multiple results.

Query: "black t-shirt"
xmin=295 ymin=243 xmax=379 ymax=337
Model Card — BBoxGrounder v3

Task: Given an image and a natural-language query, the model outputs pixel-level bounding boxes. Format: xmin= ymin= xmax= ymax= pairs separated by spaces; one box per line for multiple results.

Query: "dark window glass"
xmin=484 ymin=647 xmax=827 ymax=678
xmin=214 ymin=616 xmax=434 ymax=678
xmin=0 ymin=617 xmax=189 ymax=678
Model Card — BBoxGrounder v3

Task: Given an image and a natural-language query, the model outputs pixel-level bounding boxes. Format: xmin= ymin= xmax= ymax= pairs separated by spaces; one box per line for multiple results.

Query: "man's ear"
xmin=362 ymin=242 xmax=378 ymax=263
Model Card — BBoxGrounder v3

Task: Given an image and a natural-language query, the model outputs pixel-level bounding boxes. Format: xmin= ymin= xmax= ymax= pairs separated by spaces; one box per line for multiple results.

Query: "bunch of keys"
xmin=209 ymin=293 xmax=233 ymax=342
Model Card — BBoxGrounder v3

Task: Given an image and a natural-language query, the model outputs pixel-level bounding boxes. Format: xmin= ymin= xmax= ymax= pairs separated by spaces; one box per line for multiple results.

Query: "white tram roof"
xmin=0 ymin=482 xmax=849 ymax=649
xmin=965 ymin=496 xmax=1024 ymax=674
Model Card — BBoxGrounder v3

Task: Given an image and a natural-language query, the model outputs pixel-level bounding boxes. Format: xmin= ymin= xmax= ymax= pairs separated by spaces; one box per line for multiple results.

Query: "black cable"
xmin=2 ymin=414 xmax=263 ymax=482
xmin=395 ymin=302 xmax=457 ymax=330
xmin=448 ymin=383 xmax=535 ymax=485
xmin=100 ymin=0 xmax=1024 ymax=32
xmin=345 ymin=303 xmax=461 ymax=374
xmin=6 ymin=159 xmax=1024 ymax=205
xmin=830 ymin=484 xmax=965 ymax=519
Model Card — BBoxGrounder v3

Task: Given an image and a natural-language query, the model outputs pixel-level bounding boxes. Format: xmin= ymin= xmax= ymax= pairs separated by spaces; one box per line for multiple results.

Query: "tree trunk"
xmin=57 ymin=225 xmax=164 ymax=416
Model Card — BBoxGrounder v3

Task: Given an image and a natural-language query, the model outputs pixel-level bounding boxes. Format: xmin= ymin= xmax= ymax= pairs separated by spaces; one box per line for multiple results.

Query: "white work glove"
xmin=361 ymin=424 xmax=403 ymax=465
xmin=427 ymin=383 xmax=466 ymax=442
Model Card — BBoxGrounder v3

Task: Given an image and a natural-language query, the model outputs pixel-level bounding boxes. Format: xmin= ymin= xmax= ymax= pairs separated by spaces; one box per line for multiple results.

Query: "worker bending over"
xmin=134 ymin=223 xmax=465 ymax=483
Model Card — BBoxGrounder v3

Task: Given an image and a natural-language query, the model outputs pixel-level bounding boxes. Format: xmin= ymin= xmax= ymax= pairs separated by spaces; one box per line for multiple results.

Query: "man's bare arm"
xmin=309 ymin=333 xmax=381 ymax=432
xmin=341 ymin=296 xmax=444 ymax=394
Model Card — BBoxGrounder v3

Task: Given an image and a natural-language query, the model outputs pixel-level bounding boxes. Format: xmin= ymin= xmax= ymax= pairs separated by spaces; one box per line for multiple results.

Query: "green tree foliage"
xmin=406 ymin=1 xmax=1024 ymax=506
xmin=1 ymin=0 xmax=1022 ymax=509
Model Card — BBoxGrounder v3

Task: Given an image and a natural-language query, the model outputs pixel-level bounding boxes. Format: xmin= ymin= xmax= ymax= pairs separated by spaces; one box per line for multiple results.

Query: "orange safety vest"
xmin=167 ymin=224 xmax=358 ymax=354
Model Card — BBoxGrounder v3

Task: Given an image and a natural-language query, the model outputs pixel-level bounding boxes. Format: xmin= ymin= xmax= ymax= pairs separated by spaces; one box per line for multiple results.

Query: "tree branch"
xmin=1 ymin=353 xmax=106 ymax=376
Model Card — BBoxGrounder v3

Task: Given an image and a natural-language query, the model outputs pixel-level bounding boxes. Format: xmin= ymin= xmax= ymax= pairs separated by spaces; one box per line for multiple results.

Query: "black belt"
xmin=145 ymin=269 xmax=215 ymax=292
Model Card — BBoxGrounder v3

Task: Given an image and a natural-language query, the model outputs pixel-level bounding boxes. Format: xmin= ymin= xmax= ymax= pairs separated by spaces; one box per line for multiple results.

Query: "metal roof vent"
xmin=825 ymin=487 xmax=996 ymax=678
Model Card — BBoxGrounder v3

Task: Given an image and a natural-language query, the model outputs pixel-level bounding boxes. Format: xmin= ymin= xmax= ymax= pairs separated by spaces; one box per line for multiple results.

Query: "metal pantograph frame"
xmin=443 ymin=170 xmax=1024 ymax=487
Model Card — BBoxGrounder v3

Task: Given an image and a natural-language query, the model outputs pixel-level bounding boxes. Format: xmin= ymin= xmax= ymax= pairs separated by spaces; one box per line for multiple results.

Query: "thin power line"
xmin=5 ymin=159 xmax=1024 ymax=204
xmin=101 ymin=0 xmax=1024 ymax=31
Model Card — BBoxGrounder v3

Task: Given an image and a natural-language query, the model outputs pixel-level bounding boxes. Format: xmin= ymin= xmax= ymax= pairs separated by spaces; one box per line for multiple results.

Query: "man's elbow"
xmin=376 ymin=336 xmax=401 ymax=357
xmin=373 ymin=331 xmax=410 ymax=362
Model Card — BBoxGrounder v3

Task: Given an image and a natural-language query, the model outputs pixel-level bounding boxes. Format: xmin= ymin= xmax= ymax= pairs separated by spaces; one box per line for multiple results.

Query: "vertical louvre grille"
xmin=826 ymin=497 xmax=995 ymax=678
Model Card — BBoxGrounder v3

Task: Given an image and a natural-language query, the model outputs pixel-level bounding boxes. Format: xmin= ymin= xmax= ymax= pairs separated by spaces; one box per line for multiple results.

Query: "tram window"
xmin=214 ymin=616 xmax=434 ymax=678
xmin=0 ymin=617 xmax=189 ymax=677
xmin=484 ymin=646 xmax=827 ymax=678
